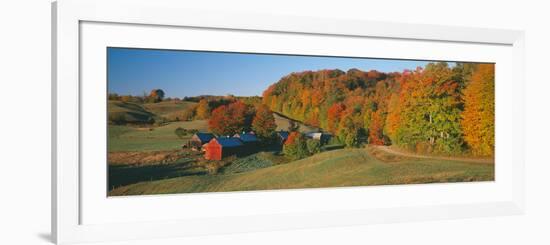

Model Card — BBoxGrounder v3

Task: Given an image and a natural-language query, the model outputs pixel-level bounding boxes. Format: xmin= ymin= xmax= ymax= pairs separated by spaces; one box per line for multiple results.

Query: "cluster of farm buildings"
xmin=186 ymin=131 xmax=331 ymax=161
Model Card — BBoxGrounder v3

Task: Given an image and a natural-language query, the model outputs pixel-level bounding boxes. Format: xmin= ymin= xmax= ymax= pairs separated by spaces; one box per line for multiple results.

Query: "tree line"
xmin=262 ymin=62 xmax=494 ymax=156
xmin=109 ymin=89 xmax=166 ymax=104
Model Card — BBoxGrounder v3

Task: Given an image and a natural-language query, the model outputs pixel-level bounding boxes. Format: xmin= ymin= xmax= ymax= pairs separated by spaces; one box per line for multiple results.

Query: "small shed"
xmin=189 ymin=132 xmax=215 ymax=150
xmin=204 ymin=137 xmax=244 ymax=160
xmin=305 ymin=132 xmax=332 ymax=144
xmin=276 ymin=131 xmax=290 ymax=145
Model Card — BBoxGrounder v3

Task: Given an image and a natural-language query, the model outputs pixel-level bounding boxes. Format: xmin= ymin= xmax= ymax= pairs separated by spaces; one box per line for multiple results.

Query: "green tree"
xmin=283 ymin=132 xmax=309 ymax=160
xmin=306 ymin=139 xmax=321 ymax=154
xmin=174 ymin=127 xmax=187 ymax=139
xmin=337 ymin=112 xmax=366 ymax=148
xmin=395 ymin=63 xmax=463 ymax=154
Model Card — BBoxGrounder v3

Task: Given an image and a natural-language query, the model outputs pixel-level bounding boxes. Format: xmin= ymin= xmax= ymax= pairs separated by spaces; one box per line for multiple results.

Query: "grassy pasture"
xmin=108 ymin=120 xmax=209 ymax=152
xmin=220 ymin=151 xmax=289 ymax=174
xmin=143 ymin=100 xmax=197 ymax=121
xmin=108 ymin=101 xmax=156 ymax=124
xmin=108 ymin=150 xmax=289 ymax=188
xmin=108 ymin=156 xmax=208 ymax=190
xmin=109 ymin=147 xmax=494 ymax=196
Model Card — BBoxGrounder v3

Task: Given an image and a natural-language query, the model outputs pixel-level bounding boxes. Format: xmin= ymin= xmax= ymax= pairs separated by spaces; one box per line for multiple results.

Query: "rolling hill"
xmin=108 ymin=101 xmax=156 ymax=124
xmin=109 ymin=147 xmax=494 ymax=196
xmin=108 ymin=100 xmax=198 ymax=125
xmin=143 ymin=100 xmax=197 ymax=121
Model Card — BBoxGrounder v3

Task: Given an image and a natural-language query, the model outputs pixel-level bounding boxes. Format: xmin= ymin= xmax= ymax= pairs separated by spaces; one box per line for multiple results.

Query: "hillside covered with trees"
xmin=262 ymin=62 xmax=494 ymax=156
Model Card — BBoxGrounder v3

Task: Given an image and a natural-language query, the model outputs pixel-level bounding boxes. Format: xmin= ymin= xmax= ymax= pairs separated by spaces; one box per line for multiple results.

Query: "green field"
xmin=220 ymin=151 xmax=289 ymax=174
xmin=109 ymin=147 xmax=494 ymax=196
xmin=108 ymin=101 xmax=156 ymax=124
xmin=143 ymin=100 xmax=197 ymax=121
xmin=108 ymin=120 xmax=209 ymax=152
xmin=108 ymin=155 xmax=208 ymax=190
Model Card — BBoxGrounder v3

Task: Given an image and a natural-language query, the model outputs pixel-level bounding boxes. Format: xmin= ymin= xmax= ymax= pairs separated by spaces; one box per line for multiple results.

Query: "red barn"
xmin=203 ymin=137 xmax=244 ymax=160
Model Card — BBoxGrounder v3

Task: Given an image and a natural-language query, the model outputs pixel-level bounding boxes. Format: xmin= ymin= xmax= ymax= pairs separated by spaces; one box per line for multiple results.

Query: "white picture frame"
xmin=52 ymin=0 xmax=525 ymax=244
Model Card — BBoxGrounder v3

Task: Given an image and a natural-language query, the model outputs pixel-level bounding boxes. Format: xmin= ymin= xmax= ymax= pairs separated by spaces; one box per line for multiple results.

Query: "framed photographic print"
xmin=52 ymin=0 xmax=525 ymax=244
xmin=106 ymin=48 xmax=496 ymax=196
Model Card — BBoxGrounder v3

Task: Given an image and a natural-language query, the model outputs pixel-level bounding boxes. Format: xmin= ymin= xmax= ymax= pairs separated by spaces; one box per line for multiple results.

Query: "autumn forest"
xmin=263 ymin=62 xmax=494 ymax=156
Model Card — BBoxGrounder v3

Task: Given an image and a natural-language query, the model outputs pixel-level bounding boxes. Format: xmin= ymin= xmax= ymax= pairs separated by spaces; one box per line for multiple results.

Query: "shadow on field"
xmin=321 ymin=144 xmax=345 ymax=151
xmin=108 ymin=161 xmax=208 ymax=191
xmin=108 ymin=143 xmax=347 ymax=191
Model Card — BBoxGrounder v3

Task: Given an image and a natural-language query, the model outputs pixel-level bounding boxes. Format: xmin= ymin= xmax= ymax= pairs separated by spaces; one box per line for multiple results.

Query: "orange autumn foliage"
xmin=327 ymin=103 xmax=346 ymax=134
xmin=251 ymin=105 xmax=277 ymax=140
xmin=208 ymin=101 xmax=253 ymax=136
xmin=461 ymin=64 xmax=495 ymax=156
xmin=195 ymin=99 xmax=210 ymax=119
xmin=285 ymin=131 xmax=301 ymax=146
xmin=368 ymin=111 xmax=385 ymax=145
xmin=261 ymin=63 xmax=494 ymax=154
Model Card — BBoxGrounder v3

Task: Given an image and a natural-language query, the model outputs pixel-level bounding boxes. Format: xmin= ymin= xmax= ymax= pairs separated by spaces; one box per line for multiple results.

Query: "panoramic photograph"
xmin=107 ymin=47 xmax=495 ymax=196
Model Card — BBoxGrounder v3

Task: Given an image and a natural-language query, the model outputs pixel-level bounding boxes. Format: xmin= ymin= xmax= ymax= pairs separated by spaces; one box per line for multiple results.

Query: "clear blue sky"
xmin=107 ymin=47 xmax=430 ymax=98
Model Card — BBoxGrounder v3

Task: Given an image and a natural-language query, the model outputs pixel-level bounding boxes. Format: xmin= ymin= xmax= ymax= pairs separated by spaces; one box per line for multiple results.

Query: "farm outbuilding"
xmin=305 ymin=132 xmax=332 ymax=144
xmin=204 ymin=137 xmax=244 ymax=160
xmin=189 ymin=132 xmax=215 ymax=150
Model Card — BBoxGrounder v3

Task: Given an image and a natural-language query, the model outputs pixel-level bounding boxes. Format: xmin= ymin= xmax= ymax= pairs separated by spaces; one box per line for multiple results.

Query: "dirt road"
xmin=373 ymin=145 xmax=494 ymax=164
